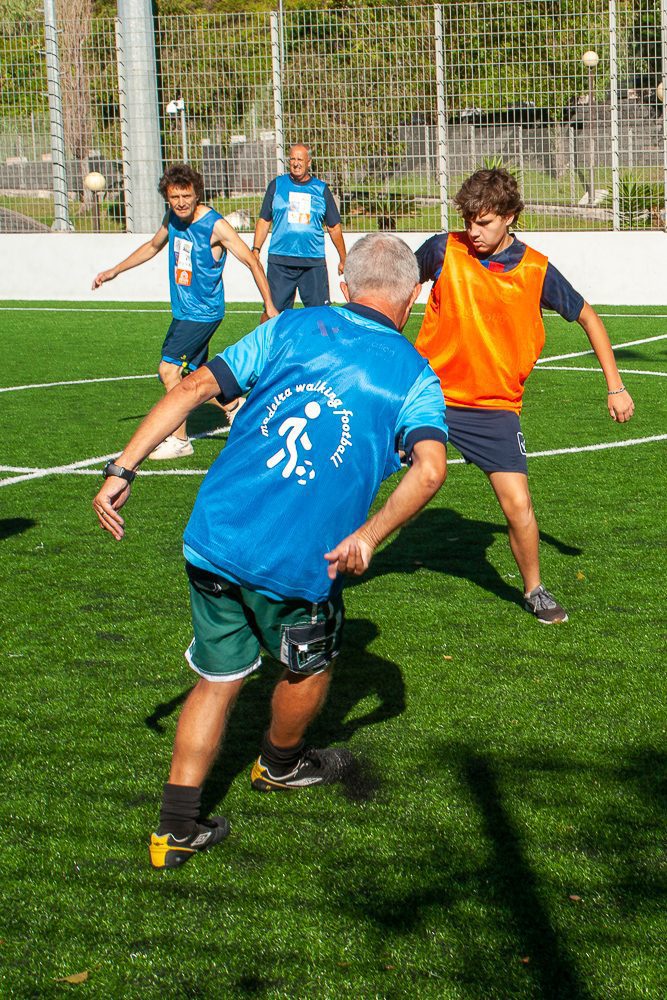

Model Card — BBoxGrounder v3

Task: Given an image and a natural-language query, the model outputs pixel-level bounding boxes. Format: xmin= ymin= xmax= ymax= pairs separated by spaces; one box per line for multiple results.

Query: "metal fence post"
xmin=662 ymin=0 xmax=667 ymax=231
xmin=43 ymin=0 xmax=71 ymax=232
xmin=270 ymin=11 xmax=285 ymax=175
xmin=114 ymin=16 xmax=133 ymax=232
xmin=434 ymin=4 xmax=448 ymax=232
xmin=609 ymin=0 xmax=620 ymax=230
xmin=116 ymin=0 xmax=163 ymax=233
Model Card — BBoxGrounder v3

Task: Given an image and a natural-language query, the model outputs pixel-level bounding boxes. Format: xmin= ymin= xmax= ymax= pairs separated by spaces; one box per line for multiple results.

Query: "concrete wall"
xmin=1 ymin=231 xmax=666 ymax=305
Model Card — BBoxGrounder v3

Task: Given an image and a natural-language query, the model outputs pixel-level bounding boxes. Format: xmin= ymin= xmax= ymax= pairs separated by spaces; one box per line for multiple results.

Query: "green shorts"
xmin=185 ymin=562 xmax=344 ymax=683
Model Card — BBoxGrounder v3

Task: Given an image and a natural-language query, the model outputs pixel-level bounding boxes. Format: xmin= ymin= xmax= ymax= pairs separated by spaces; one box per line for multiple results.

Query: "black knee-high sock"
xmin=158 ymin=783 xmax=201 ymax=837
xmin=260 ymin=731 xmax=304 ymax=776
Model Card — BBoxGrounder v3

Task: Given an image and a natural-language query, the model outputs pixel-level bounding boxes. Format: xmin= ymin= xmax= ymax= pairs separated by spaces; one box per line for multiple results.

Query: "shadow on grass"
xmin=332 ymin=743 xmax=667 ymax=997
xmin=145 ymin=618 xmax=405 ymax=813
xmin=347 ymin=507 xmax=582 ymax=607
xmin=0 ymin=517 xmax=36 ymax=540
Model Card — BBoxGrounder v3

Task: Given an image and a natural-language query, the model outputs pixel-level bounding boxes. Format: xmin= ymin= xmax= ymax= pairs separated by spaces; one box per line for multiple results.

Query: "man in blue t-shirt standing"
xmin=252 ymin=143 xmax=347 ymax=313
xmin=92 ymin=163 xmax=277 ymax=460
xmin=93 ymin=234 xmax=447 ymax=871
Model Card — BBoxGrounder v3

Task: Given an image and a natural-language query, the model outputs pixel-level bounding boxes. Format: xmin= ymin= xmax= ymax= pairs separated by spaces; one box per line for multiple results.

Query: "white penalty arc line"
xmin=537 ymin=332 xmax=667 ymax=363
xmin=0 ymin=425 xmax=231 ymax=488
xmin=2 ymin=433 xmax=665 ymax=489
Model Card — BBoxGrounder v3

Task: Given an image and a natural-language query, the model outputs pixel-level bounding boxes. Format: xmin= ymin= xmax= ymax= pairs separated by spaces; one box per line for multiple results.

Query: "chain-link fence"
xmin=1 ymin=1 xmax=666 ymax=234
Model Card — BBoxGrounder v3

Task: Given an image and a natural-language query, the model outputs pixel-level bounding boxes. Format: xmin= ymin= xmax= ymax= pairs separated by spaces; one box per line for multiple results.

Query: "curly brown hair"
xmin=158 ymin=163 xmax=205 ymax=202
xmin=454 ymin=168 xmax=524 ymax=224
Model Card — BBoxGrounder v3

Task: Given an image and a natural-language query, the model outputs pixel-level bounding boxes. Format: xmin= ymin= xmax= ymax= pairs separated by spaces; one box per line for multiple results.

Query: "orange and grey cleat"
xmin=149 ymin=816 xmax=230 ymax=869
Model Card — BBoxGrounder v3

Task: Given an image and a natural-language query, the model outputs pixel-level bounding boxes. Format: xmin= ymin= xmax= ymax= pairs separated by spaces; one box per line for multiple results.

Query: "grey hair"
xmin=344 ymin=233 xmax=419 ymax=307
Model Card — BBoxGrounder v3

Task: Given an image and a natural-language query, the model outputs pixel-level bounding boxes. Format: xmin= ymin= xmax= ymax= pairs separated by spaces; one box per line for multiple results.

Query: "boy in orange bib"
xmin=415 ymin=169 xmax=634 ymax=623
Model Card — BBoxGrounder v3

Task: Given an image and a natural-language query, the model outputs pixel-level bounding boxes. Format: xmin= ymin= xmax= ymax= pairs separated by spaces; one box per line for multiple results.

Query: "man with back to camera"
xmin=415 ymin=168 xmax=634 ymax=624
xmin=92 ymin=163 xmax=277 ymax=460
xmin=92 ymin=233 xmax=448 ymax=870
xmin=252 ymin=143 xmax=347 ymax=314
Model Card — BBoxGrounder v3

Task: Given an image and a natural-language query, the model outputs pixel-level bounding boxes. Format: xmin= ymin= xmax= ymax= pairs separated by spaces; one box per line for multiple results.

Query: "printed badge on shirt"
xmin=288 ymin=191 xmax=312 ymax=225
xmin=174 ymin=237 xmax=193 ymax=286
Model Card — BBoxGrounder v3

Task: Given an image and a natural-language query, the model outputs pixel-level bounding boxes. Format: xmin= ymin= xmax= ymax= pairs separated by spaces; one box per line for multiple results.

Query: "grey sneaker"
xmin=251 ymin=747 xmax=355 ymax=792
xmin=524 ymin=585 xmax=568 ymax=624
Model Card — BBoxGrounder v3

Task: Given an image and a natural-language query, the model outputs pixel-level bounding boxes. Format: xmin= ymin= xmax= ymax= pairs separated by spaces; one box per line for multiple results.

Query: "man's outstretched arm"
xmin=325 ymin=439 xmax=447 ymax=579
xmin=92 ymin=367 xmax=221 ymax=540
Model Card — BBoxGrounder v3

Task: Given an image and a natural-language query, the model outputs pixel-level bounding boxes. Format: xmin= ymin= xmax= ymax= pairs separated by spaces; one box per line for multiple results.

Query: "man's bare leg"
xmin=169 ymin=676 xmax=244 ymax=787
xmin=487 ymin=471 xmax=540 ymax=594
xmin=158 ymin=360 xmax=187 ymax=439
xmin=268 ymin=667 xmax=333 ymax=748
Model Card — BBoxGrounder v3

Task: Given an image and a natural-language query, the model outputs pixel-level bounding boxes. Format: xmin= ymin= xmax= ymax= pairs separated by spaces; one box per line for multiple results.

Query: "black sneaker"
xmin=251 ymin=747 xmax=354 ymax=792
xmin=149 ymin=816 xmax=230 ymax=869
xmin=524 ymin=585 xmax=568 ymax=624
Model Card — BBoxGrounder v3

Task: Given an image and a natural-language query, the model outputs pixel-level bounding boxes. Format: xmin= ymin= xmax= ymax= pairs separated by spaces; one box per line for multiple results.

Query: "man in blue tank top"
xmin=252 ymin=144 xmax=347 ymax=313
xmin=92 ymin=163 xmax=277 ymax=460
xmin=93 ymin=234 xmax=447 ymax=870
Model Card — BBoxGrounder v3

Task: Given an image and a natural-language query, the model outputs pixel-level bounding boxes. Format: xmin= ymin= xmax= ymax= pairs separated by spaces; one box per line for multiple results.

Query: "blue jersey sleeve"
xmin=259 ymin=179 xmax=277 ymax=222
xmin=206 ymin=316 xmax=279 ymax=398
xmin=323 ymin=185 xmax=341 ymax=227
xmin=541 ymin=262 xmax=585 ymax=321
xmin=395 ymin=367 xmax=448 ymax=456
xmin=416 ymin=233 xmax=449 ymax=284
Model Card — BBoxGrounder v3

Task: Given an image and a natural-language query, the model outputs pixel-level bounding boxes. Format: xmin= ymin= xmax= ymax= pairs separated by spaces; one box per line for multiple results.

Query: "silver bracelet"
xmin=608 ymin=385 xmax=626 ymax=395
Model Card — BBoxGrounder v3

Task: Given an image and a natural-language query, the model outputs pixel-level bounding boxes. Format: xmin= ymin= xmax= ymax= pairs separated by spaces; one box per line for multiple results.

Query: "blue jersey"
xmin=168 ymin=208 xmax=226 ymax=322
xmin=416 ymin=233 xmax=584 ymax=321
xmin=263 ymin=175 xmax=338 ymax=263
xmin=183 ymin=304 xmax=447 ymax=603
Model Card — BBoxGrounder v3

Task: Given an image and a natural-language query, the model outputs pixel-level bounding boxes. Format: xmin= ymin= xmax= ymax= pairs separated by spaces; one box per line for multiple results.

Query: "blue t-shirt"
xmin=260 ymin=174 xmax=341 ymax=266
xmin=416 ymin=233 xmax=584 ymax=321
xmin=168 ymin=208 xmax=226 ymax=322
xmin=183 ymin=304 xmax=447 ymax=603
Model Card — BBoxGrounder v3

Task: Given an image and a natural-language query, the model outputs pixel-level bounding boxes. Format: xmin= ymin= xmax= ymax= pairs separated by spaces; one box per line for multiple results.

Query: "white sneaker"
xmin=225 ymin=395 xmax=246 ymax=428
xmin=148 ymin=435 xmax=194 ymax=460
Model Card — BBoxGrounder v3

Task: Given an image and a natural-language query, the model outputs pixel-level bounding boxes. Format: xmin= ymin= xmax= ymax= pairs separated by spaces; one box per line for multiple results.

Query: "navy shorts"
xmin=446 ymin=406 xmax=528 ymax=474
xmin=161 ymin=318 xmax=222 ymax=373
xmin=267 ymin=261 xmax=330 ymax=311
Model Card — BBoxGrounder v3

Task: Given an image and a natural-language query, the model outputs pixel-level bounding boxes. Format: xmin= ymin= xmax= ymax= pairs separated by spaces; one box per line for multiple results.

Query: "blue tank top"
xmin=168 ymin=208 xmax=226 ymax=322
xmin=269 ymin=175 xmax=328 ymax=259
xmin=183 ymin=307 xmax=430 ymax=602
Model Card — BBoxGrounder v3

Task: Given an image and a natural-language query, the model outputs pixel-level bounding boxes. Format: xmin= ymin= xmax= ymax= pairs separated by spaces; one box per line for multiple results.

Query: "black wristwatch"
xmin=102 ymin=460 xmax=137 ymax=484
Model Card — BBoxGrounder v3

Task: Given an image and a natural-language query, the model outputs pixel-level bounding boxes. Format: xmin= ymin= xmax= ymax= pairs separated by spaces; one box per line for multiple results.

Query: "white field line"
xmin=537 ymin=332 xmax=667 ymax=363
xmin=3 ymin=333 xmax=665 ymax=396
xmin=2 ymin=433 xmax=665 ymax=489
xmin=0 ymin=425 xmax=230 ymax=489
xmin=534 ymin=365 xmax=667 ymax=377
xmin=0 ymin=306 xmax=262 ymax=314
xmin=0 ymin=373 xmax=155 ymax=393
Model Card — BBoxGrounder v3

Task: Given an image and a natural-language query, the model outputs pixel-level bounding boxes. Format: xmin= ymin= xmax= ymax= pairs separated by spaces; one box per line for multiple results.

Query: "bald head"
xmin=288 ymin=144 xmax=312 ymax=181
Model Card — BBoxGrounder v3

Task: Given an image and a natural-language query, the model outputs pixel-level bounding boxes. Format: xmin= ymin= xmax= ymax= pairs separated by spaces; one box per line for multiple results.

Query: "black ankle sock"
xmin=158 ymin=783 xmax=201 ymax=837
xmin=260 ymin=732 xmax=304 ymax=776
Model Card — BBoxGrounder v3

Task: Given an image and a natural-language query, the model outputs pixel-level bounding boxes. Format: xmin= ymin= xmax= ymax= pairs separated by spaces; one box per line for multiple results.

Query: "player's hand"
xmin=608 ymin=388 xmax=634 ymax=423
xmin=337 ymin=260 xmax=345 ymax=276
xmin=265 ymin=303 xmax=280 ymax=319
xmin=93 ymin=478 xmax=131 ymax=540
xmin=324 ymin=533 xmax=374 ymax=579
xmin=92 ymin=269 xmax=116 ymax=290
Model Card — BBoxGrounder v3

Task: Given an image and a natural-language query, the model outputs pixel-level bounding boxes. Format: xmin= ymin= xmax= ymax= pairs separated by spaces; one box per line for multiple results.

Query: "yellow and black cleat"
xmin=250 ymin=748 xmax=354 ymax=792
xmin=149 ymin=816 xmax=230 ymax=869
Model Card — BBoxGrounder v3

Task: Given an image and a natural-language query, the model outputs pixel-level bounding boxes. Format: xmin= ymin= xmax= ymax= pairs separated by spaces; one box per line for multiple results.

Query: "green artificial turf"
xmin=0 ymin=303 xmax=665 ymax=999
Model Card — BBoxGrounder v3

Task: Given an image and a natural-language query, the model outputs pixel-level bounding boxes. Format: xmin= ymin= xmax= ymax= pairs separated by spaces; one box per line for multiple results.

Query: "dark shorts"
xmin=267 ymin=261 xmax=330 ymax=311
xmin=161 ymin=318 xmax=222 ymax=373
xmin=185 ymin=562 xmax=345 ymax=682
xmin=446 ymin=406 xmax=528 ymax=474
